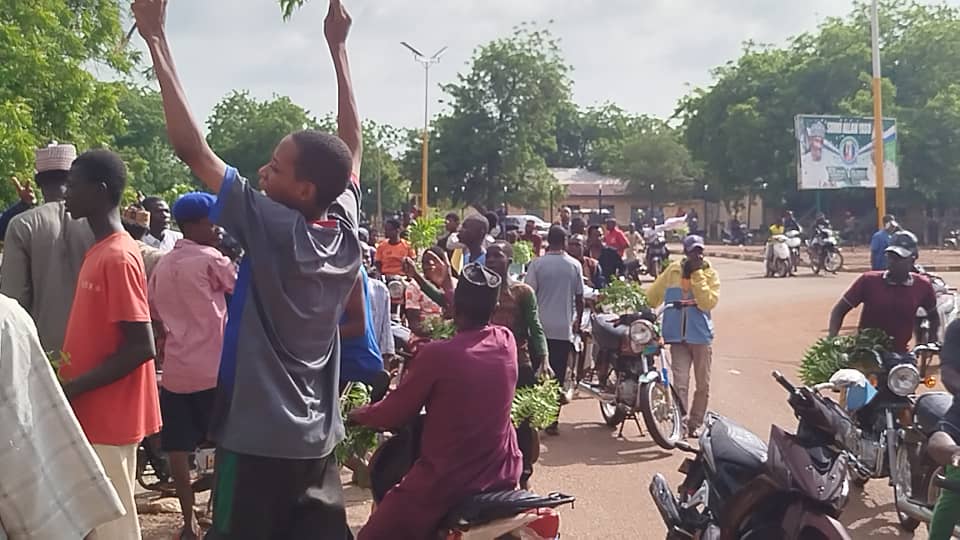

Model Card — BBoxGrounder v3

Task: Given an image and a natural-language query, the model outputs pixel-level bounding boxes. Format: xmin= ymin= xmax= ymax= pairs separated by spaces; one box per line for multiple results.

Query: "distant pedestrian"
xmin=870 ymin=214 xmax=899 ymax=271
xmin=142 ymin=196 xmax=183 ymax=252
xmin=525 ymin=226 xmax=584 ymax=435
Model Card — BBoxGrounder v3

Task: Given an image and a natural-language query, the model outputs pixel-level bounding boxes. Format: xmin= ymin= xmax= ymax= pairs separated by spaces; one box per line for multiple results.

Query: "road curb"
xmin=701 ymin=250 xmax=960 ymax=274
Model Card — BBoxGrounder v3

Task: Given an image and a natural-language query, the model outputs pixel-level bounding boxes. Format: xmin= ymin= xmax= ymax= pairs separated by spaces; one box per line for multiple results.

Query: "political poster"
xmin=795 ymin=114 xmax=899 ymax=190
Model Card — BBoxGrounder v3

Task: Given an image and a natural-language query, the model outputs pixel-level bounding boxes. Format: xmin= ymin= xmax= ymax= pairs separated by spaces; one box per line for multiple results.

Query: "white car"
xmin=504 ymin=214 xmax=550 ymax=235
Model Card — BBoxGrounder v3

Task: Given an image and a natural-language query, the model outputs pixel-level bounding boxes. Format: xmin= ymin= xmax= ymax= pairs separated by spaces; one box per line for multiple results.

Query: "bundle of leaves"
xmin=422 ymin=315 xmax=456 ymax=340
xmin=336 ymin=383 xmax=378 ymax=465
xmin=47 ymin=350 xmax=70 ymax=384
xmin=512 ymin=378 xmax=561 ymax=430
xmin=408 ymin=214 xmax=445 ymax=252
xmin=798 ymin=329 xmax=892 ymax=386
xmin=513 ymin=241 xmax=534 ymax=266
xmin=597 ymin=279 xmax=648 ymax=314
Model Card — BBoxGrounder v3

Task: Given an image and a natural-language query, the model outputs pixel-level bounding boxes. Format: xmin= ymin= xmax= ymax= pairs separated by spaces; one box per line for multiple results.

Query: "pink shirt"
xmin=149 ymin=239 xmax=236 ymax=393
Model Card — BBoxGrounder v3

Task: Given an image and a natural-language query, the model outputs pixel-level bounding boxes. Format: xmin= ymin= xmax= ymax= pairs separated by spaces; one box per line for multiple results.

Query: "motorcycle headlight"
xmin=387 ymin=280 xmax=405 ymax=300
xmin=629 ymin=320 xmax=656 ymax=353
xmin=887 ymin=364 xmax=920 ymax=397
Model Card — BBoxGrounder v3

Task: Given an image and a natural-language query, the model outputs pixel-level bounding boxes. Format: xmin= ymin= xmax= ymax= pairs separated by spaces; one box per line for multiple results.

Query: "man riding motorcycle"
xmin=349 ymin=263 xmax=522 ymax=538
xmin=828 ymin=231 xmax=939 ymax=353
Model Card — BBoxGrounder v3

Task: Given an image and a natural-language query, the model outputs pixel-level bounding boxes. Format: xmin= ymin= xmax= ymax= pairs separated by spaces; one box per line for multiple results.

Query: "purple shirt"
xmin=149 ymin=239 xmax=236 ymax=393
xmin=353 ymin=325 xmax=522 ymax=530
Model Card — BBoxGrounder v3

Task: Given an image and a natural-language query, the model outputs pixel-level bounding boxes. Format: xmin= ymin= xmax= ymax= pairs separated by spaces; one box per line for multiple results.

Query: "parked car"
xmin=503 ymin=214 xmax=550 ymax=235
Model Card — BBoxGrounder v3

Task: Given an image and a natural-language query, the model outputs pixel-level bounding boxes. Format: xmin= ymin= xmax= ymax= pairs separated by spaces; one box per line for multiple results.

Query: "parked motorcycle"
xmin=943 ymin=229 xmax=960 ymax=250
xmin=914 ymin=266 xmax=959 ymax=376
xmin=577 ymin=304 xmax=684 ymax=449
xmin=765 ymin=234 xmax=792 ymax=278
xmin=809 ymin=228 xmax=844 ymax=275
xmin=649 ymin=371 xmax=852 ymax=539
xmin=646 ymin=231 xmax=670 ymax=278
xmin=786 ymin=229 xmax=804 ymax=273
xmin=823 ymin=344 xmax=950 ymax=532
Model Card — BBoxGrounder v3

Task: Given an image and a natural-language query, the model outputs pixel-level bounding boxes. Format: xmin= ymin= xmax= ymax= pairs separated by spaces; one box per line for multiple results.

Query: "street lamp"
xmin=401 ymin=41 xmax=448 ymax=213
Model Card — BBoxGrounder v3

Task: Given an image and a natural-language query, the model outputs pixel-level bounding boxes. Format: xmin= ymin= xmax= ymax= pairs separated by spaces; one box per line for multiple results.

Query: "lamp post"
xmin=870 ymin=0 xmax=886 ymax=229
xmin=401 ymin=41 xmax=448 ymax=213
xmin=649 ymin=183 xmax=656 ymax=219
xmin=598 ymin=187 xmax=603 ymax=217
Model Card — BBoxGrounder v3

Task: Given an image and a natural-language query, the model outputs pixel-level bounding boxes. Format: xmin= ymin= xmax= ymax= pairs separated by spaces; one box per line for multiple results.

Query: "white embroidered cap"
xmin=35 ymin=142 xmax=77 ymax=173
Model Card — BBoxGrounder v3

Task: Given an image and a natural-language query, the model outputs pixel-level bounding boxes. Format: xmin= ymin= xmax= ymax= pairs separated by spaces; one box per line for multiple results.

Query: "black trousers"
xmin=516 ymin=362 xmax=537 ymax=486
xmin=207 ymin=450 xmax=353 ymax=540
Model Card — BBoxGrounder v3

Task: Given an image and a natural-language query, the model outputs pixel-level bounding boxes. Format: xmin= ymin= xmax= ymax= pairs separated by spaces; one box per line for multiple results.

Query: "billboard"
xmin=795 ymin=115 xmax=899 ymax=190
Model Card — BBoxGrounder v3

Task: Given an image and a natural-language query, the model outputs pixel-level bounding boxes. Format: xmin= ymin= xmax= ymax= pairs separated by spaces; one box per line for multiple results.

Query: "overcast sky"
xmin=115 ymin=0 xmax=959 ymax=131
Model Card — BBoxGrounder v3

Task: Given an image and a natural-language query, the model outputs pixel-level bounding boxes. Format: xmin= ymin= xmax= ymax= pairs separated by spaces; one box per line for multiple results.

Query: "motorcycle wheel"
xmin=640 ymin=381 xmax=682 ymax=450
xmin=824 ymin=250 xmax=844 ymax=274
xmin=893 ymin=444 xmax=922 ymax=532
xmin=775 ymin=259 xmax=789 ymax=278
xmin=600 ymin=400 xmax=627 ymax=427
xmin=649 ymin=259 xmax=661 ymax=278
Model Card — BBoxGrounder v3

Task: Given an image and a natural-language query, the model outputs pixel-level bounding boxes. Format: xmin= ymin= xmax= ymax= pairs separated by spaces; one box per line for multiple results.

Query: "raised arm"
xmin=325 ymin=0 xmax=362 ymax=176
xmin=133 ymin=0 xmax=227 ymax=192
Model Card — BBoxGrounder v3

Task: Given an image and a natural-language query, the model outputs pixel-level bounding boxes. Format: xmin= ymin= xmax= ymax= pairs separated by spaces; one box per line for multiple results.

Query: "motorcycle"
xmin=765 ymin=234 xmax=792 ymax=278
xmin=645 ymin=231 xmax=670 ymax=279
xmin=943 ymin=229 xmax=960 ymax=250
xmin=384 ymin=275 xmax=407 ymax=323
xmin=722 ymin=224 xmax=753 ymax=246
xmin=577 ymin=303 xmax=685 ymax=449
xmin=809 ymin=228 xmax=844 ymax=275
xmin=914 ymin=266 xmax=959 ymax=376
xmin=649 ymin=371 xmax=852 ymax=539
xmin=365 ymin=356 xmax=576 ymax=539
xmin=822 ymin=344 xmax=951 ymax=532
xmin=785 ymin=229 xmax=804 ymax=273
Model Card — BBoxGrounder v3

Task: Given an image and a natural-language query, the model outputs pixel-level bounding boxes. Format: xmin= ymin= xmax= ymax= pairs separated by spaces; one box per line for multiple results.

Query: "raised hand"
xmin=402 ymin=257 xmax=419 ymax=279
xmin=132 ymin=0 xmax=167 ymax=38
xmin=11 ymin=177 xmax=36 ymax=206
xmin=324 ymin=0 xmax=352 ymax=45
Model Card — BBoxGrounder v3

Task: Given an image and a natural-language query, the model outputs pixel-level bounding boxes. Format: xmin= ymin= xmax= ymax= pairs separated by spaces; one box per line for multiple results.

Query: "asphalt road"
xmin=507 ymin=258 xmax=960 ymax=540
xmin=146 ymin=257 xmax=959 ymax=538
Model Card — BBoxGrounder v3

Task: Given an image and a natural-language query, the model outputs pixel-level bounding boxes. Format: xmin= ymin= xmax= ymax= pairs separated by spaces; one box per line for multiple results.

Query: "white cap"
xmin=35 ymin=142 xmax=77 ymax=173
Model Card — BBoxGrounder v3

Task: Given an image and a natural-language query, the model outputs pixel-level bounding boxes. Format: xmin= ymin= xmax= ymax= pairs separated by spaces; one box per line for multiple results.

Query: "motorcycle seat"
xmin=708 ymin=417 xmax=768 ymax=471
xmin=440 ymin=490 xmax=576 ymax=529
xmin=592 ymin=314 xmax=626 ymax=351
xmin=915 ymin=392 xmax=954 ymax=436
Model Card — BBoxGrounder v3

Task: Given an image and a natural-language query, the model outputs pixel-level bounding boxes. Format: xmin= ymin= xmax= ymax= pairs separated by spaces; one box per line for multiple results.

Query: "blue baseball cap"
xmin=172 ymin=192 xmax=217 ymax=223
xmin=683 ymin=234 xmax=705 ymax=253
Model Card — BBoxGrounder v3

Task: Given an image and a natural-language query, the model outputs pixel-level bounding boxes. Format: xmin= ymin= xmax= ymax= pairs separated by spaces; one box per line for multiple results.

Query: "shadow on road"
xmin=538 ymin=420 xmax=673 ymax=467
xmin=841 ymin=486 xmax=920 ymax=538
xmin=732 ymin=273 xmax=840 ymax=282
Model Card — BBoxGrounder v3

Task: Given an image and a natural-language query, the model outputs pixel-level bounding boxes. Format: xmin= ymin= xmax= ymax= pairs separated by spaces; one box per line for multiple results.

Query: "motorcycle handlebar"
xmin=912 ymin=343 xmax=941 ymax=355
xmin=771 ymin=370 xmax=797 ymax=394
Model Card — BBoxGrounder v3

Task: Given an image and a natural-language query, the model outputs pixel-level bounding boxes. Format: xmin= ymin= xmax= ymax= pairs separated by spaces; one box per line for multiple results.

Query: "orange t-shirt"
xmin=61 ymin=232 xmax=161 ymax=446
xmin=375 ymin=240 xmax=415 ymax=276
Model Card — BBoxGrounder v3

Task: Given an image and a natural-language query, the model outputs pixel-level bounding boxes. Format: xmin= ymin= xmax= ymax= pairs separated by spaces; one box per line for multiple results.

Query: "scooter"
xmin=765 ymin=234 xmax=792 ymax=278
xmin=645 ymin=231 xmax=670 ymax=278
xmin=649 ymin=371 xmax=852 ymax=539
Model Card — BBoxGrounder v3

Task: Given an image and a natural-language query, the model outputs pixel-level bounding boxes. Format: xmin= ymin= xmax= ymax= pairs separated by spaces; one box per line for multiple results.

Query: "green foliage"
xmin=680 ymin=2 xmax=960 ymax=210
xmin=512 ymin=378 xmax=561 ymax=430
xmin=407 ymin=214 xmax=444 ymax=252
xmin=207 ymin=91 xmax=319 ymax=185
xmin=513 ymin=241 xmax=534 ymax=266
xmin=596 ymin=279 xmax=648 ymax=314
xmin=0 ymin=1 xmax=133 ymax=205
xmin=335 ymin=383 xmax=378 ymax=465
xmin=416 ymin=24 xmax=573 ymax=209
xmin=798 ymin=329 xmax=892 ymax=386
xmin=421 ymin=315 xmax=456 ymax=341
xmin=278 ymin=0 xmax=307 ymax=20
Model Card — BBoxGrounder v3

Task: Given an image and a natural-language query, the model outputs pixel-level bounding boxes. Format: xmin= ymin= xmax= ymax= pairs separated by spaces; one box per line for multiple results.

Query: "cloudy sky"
xmin=118 ymin=0 xmax=959 ymax=131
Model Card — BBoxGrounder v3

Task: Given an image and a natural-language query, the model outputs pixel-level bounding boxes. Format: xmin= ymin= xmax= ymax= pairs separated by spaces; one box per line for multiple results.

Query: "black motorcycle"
xmin=649 ymin=371 xmax=852 ymax=540
xmin=646 ymin=234 xmax=670 ymax=278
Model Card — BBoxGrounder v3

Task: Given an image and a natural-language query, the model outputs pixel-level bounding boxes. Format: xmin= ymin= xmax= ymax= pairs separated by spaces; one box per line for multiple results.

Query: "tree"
xmin=0 ymin=1 xmax=133 ymax=204
xmin=425 ymin=24 xmax=573 ymax=209
xmin=612 ymin=129 xmax=700 ymax=202
xmin=113 ymin=84 xmax=195 ymax=197
xmin=206 ymin=91 xmax=320 ymax=183
xmin=679 ymin=1 xmax=960 ymax=220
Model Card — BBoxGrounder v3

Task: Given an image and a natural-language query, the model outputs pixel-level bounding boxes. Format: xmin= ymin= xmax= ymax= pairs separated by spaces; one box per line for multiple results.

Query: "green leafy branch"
xmin=596 ymin=279 xmax=648 ymax=314
xmin=336 ymin=383 xmax=378 ymax=465
xmin=421 ymin=315 xmax=456 ymax=341
xmin=513 ymin=240 xmax=534 ymax=266
xmin=47 ymin=350 xmax=70 ymax=383
xmin=408 ymin=214 xmax=445 ymax=252
xmin=798 ymin=329 xmax=892 ymax=386
xmin=512 ymin=378 xmax=561 ymax=430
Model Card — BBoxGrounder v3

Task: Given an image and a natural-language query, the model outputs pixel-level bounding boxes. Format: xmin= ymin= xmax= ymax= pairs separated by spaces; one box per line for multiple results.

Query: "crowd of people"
xmin=0 ymin=0 xmax=958 ymax=539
